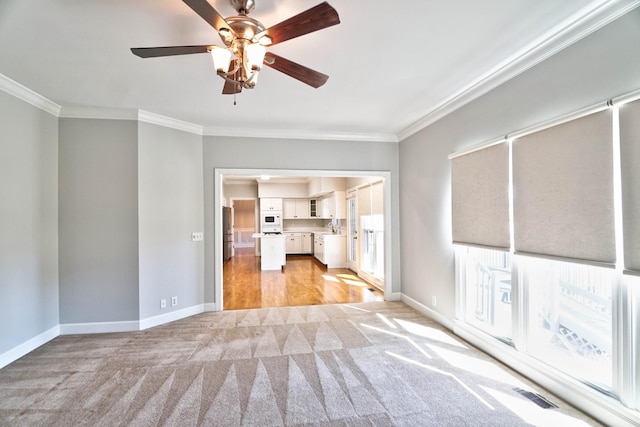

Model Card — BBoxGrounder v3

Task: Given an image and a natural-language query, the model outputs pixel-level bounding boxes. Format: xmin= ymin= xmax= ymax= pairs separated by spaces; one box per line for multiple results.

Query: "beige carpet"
xmin=0 ymin=302 xmax=601 ymax=426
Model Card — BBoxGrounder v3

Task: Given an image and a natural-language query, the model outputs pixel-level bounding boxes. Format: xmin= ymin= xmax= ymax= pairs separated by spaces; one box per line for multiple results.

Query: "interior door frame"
xmin=346 ymin=190 xmax=359 ymax=272
xmin=213 ymin=168 xmax=395 ymax=312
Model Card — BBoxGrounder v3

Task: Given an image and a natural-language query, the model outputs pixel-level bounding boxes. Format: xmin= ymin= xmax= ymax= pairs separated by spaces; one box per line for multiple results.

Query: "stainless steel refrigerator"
xmin=222 ymin=207 xmax=232 ymax=261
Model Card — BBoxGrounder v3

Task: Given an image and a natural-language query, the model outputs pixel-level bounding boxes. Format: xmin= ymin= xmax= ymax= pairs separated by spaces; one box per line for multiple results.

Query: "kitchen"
xmin=222 ymin=175 xmax=386 ymax=308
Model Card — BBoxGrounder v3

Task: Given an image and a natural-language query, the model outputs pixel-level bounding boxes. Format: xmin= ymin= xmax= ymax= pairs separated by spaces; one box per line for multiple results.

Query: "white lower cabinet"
xmin=314 ymin=234 xmax=324 ymax=263
xmin=313 ymin=233 xmax=346 ymax=268
xmin=286 ymin=232 xmax=313 ymax=254
xmin=285 ymin=232 xmax=301 ymax=254
xmin=301 ymin=233 xmax=312 ymax=253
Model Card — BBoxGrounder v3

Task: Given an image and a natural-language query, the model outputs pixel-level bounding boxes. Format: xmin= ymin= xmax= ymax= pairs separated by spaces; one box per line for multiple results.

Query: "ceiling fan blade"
xmin=131 ymin=45 xmax=212 ymax=58
xmin=182 ymin=0 xmax=235 ymax=41
xmin=264 ymin=53 xmax=328 ymax=88
xmin=258 ymin=2 xmax=339 ymax=46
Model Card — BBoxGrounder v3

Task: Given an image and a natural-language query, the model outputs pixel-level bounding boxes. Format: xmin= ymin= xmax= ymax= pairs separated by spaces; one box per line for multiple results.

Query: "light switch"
xmin=191 ymin=232 xmax=203 ymax=241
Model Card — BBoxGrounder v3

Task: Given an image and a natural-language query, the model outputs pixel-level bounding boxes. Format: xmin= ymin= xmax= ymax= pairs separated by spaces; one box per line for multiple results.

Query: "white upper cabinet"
xmin=319 ymin=191 xmax=346 ymax=219
xmin=261 ymin=198 xmax=282 ymax=211
xmin=283 ymin=199 xmax=309 ymax=219
xmin=308 ymin=177 xmax=347 ymax=197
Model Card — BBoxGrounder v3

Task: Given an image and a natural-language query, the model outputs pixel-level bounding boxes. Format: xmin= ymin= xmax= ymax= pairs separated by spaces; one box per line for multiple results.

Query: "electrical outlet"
xmin=160 ymin=298 xmax=167 ymax=309
xmin=191 ymin=232 xmax=203 ymax=241
xmin=171 ymin=296 xmax=178 ymax=307
xmin=432 ymin=296 xmax=437 ymax=307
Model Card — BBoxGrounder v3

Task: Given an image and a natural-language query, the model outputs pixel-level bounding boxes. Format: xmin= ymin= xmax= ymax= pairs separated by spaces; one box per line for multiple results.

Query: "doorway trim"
xmin=213 ymin=168 xmax=396 ymax=312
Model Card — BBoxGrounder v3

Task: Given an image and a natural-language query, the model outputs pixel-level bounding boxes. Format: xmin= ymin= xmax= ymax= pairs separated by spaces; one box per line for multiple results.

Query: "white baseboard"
xmin=386 ymin=291 xmax=402 ymax=301
xmin=59 ymin=305 xmax=207 ymax=335
xmin=398 ymin=293 xmax=640 ymax=426
xmin=400 ymin=293 xmax=456 ymax=331
xmin=0 ymin=325 xmax=60 ymax=369
xmin=139 ymin=304 xmax=204 ymax=330
xmin=3 ymin=305 xmax=207 ymax=367
xmin=203 ymin=303 xmax=219 ymax=312
xmin=453 ymin=321 xmax=640 ymax=427
xmin=60 ymin=320 xmax=140 ymax=335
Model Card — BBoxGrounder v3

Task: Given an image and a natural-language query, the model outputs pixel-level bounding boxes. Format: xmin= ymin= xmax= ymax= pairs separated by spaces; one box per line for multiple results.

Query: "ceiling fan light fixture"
xmin=255 ymin=34 xmax=272 ymax=46
xmin=245 ymin=43 xmax=266 ymax=71
xmin=210 ymin=46 xmax=233 ymax=73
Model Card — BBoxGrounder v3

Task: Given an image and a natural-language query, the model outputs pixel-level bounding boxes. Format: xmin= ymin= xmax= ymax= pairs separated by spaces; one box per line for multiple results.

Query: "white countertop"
xmin=282 ymin=229 xmax=343 ymax=235
xmin=251 ymin=233 xmax=286 ymax=238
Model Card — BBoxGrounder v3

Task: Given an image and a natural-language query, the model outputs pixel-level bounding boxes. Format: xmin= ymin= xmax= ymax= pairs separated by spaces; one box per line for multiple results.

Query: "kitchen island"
xmin=252 ymin=233 xmax=286 ymax=270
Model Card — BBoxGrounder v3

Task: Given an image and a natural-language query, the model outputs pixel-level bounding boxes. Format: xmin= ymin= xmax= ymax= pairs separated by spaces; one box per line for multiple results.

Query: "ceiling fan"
xmin=131 ymin=0 xmax=340 ymax=95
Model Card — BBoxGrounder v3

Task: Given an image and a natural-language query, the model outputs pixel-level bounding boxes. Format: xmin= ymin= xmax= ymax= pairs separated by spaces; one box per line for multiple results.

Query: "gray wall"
xmin=224 ymin=182 xmax=258 ymax=200
xmin=0 ymin=91 xmax=59 ymax=354
xmin=58 ymin=119 xmax=140 ymax=323
xmin=399 ymin=9 xmax=640 ymax=320
xmin=203 ymin=136 xmax=400 ymax=304
xmin=138 ymin=122 xmax=204 ymax=319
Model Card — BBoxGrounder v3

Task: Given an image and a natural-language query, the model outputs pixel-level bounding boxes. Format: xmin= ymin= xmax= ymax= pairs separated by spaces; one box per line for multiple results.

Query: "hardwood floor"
xmin=223 ymin=247 xmax=384 ymax=310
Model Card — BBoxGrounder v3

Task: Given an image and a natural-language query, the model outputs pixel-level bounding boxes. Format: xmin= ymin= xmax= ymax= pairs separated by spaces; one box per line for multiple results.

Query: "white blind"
xmin=358 ymin=185 xmax=371 ymax=216
xmin=620 ymin=99 xmax=640 ymax=272
xmin=451 ymin=142 xmax=510 ymax=249
xmin=512 ymin=110 xmax=615 ymax=264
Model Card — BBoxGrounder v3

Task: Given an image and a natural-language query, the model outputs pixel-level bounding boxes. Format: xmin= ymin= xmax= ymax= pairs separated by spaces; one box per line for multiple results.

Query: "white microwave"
xmin=261 ymin=211 xmax=282 ymax=233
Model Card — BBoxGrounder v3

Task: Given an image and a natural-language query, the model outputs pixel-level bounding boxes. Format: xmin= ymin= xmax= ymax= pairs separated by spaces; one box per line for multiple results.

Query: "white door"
xmin=347 ymin=196 xmax=358 ymax=271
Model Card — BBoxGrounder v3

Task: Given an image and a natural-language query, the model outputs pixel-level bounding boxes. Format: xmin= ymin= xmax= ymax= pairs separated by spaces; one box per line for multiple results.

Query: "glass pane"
xmin=360 ymin=214 xmax=384 ymax=279
xmin=349 ymin=198 xmax=357 ymax=262
xmin=374 ymin=230 xmax=384 ymax=279
xmin=523 ymin=257 xmax=613 ymax=390
xmin=362 ymin=229 xmax=374 ymax=273
xmin=462 ymin=246 xmax=512 ymax=341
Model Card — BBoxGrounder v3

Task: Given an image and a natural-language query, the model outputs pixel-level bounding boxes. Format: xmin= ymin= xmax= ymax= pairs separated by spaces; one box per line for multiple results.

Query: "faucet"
xmin=327 ymin=221 xmax=335 ymax=233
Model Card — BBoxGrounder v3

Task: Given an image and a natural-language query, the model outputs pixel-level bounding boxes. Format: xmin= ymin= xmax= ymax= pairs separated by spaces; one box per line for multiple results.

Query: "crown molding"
xmin=203 ymin=126 xmax=398 ymax=143
xmin=59 ymin=106 xmax=138 ymax=120
xmin=397 ymin=0 xmax=640 ymax=142
xmin=138 ymin=110 xmax=204 ymax=135
xmin=0 ymin=74 xmax=61 ymax=116
xmin=58 ymin=107 xmax=204 ymax=135
xmin=5 ymin=0 xmax=636 ymax=144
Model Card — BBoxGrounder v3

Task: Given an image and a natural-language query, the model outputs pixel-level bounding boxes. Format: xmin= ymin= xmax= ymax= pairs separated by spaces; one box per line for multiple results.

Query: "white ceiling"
xmin=0 ymin=0 xmax=635 ymax=141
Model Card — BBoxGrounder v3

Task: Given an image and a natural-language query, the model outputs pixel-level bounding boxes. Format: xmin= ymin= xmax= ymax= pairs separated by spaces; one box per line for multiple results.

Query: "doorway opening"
xmin=214 ymin=169 xmax=394 ymax=311
xmin=229 ymin=198 xmax=258 ymax=257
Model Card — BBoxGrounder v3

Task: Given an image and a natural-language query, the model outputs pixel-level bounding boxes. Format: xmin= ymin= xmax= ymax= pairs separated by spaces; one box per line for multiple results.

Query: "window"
xmin=361 ymin=214 xmax=384 ymax=280
xmin=522 ymin=257 xmax=613 ymax=390
xmin=459 ymin=246 xmax=513 ymax=342
xmin=451 ymin=92 xmax=640 ymax=416
xmin=348 ymin=197 xmax=357 ymax=263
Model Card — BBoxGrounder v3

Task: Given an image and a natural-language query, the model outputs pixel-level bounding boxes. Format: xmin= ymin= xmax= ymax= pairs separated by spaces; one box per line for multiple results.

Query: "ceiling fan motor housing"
xmin=230 ymin=0 xmax=255 ymax=15
xmin=225 ymin=15 xmax=265 ymax=42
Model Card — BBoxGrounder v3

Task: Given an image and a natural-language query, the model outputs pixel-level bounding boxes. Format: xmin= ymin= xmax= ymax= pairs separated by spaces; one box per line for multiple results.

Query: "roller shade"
xmin=358 ymin=185 xmax=371 ymax=216
xmin=620 ymin=99 xmax=640 ymax=272
xmin=451 ymin=142 xmax=510 ymax=249
xmin=512 ymin=110 xmax=615 ymax=264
